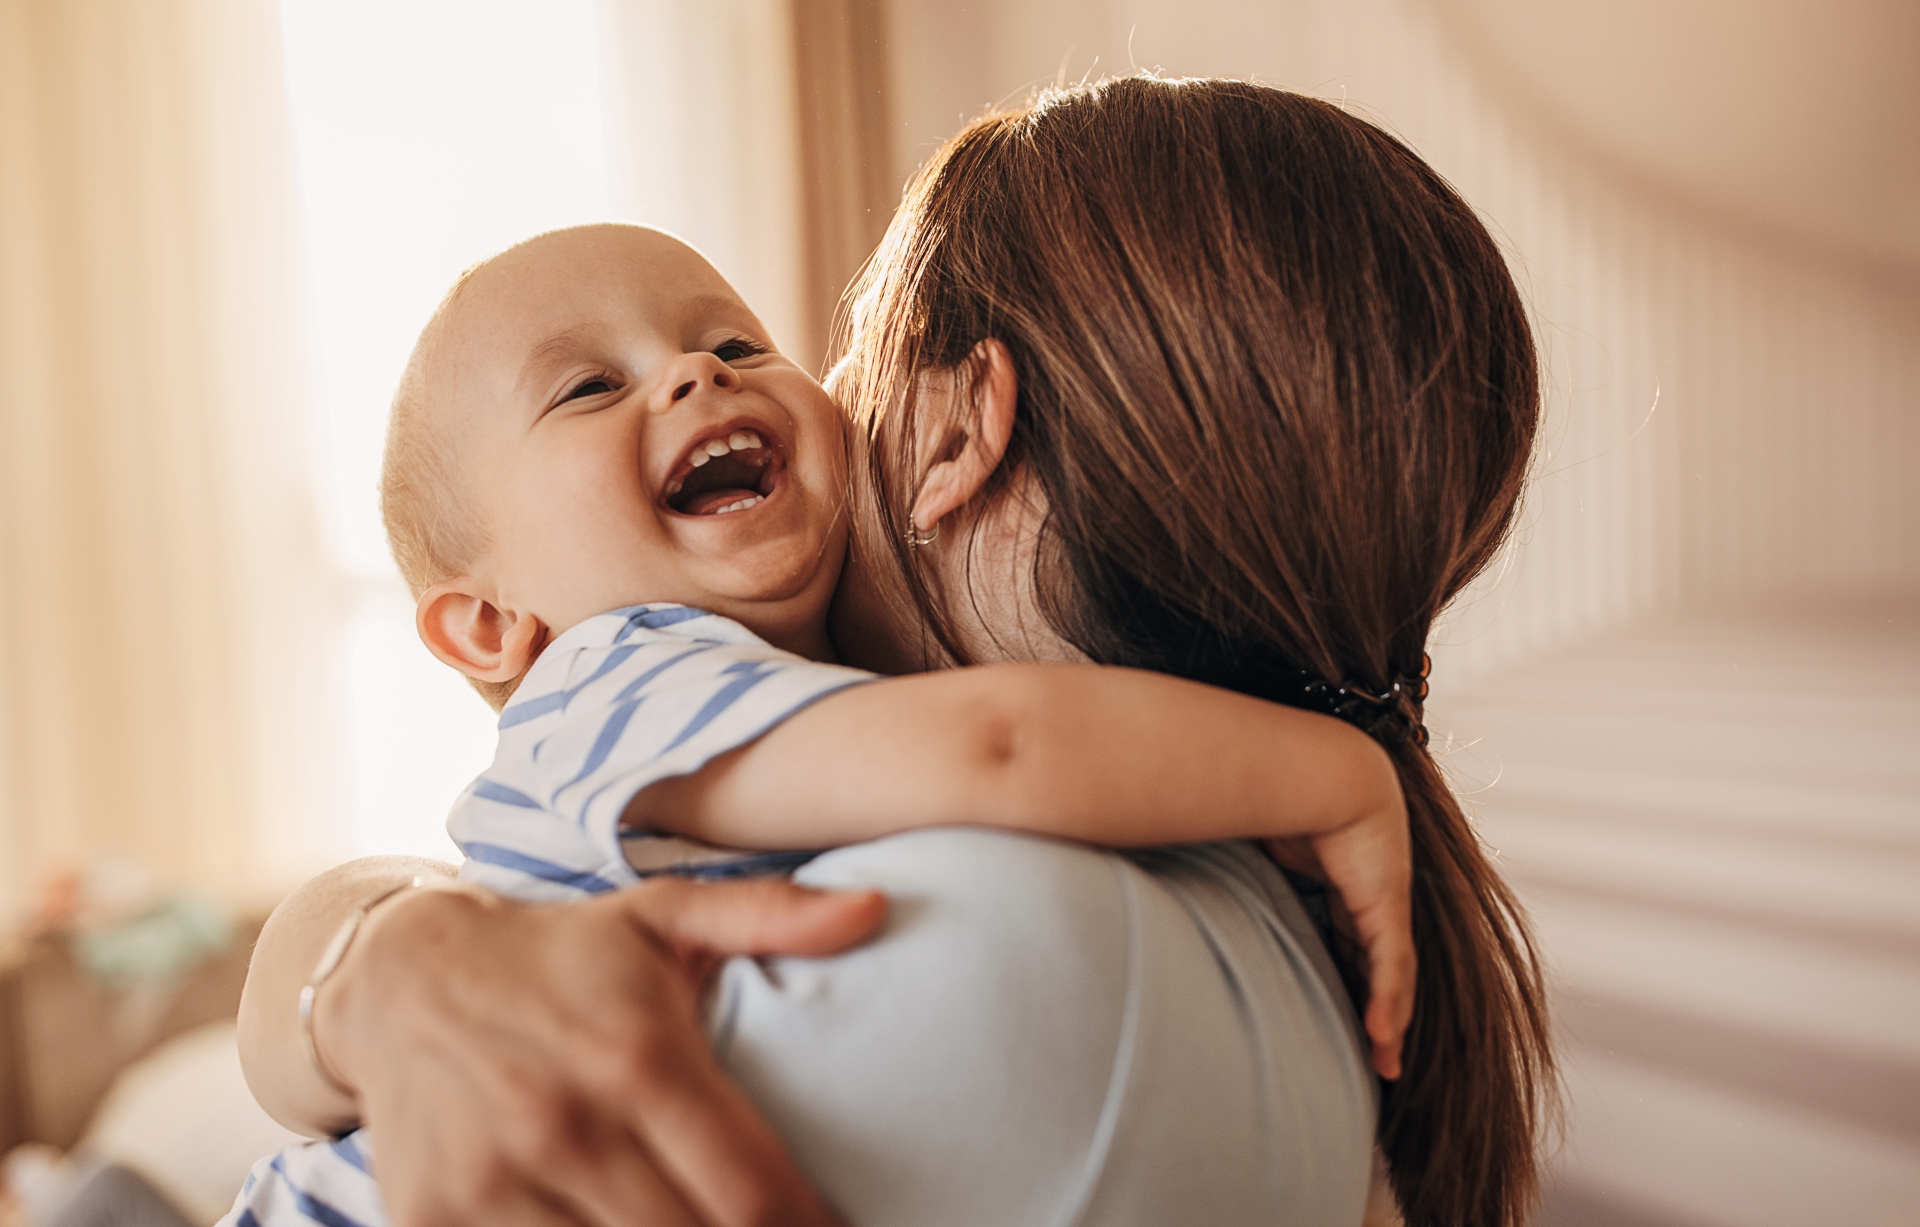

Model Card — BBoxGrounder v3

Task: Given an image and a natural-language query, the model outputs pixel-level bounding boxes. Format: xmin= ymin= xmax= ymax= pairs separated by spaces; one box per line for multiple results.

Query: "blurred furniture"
xmin=0 ymin=918 xmax=264 ymax=1154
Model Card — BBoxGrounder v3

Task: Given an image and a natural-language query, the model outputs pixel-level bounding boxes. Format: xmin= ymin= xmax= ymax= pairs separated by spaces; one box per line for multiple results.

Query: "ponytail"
xmin=1383 ymin=746 xmax=1556 ymax=1227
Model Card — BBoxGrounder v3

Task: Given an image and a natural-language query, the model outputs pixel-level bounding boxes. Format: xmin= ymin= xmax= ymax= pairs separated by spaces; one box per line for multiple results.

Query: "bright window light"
xmin=280 ymin=0 xmax=613 ymax=859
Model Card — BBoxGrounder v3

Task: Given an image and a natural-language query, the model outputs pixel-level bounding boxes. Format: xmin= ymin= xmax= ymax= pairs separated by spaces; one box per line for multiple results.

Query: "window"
xmin=279 ymin=0 xmax=614 ymax=858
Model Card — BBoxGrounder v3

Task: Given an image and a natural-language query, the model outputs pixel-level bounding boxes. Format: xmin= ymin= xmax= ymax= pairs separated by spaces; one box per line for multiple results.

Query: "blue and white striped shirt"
xmin=450 ymin=603 xmax=874 ymax=901
xmin=223 ymin=1134 xmax=379 ymax=1227
xmin=220 ymin=604 xmax=874 ymax=1227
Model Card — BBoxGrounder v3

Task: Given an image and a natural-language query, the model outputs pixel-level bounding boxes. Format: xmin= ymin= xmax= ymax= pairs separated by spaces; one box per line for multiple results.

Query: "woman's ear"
xmin=416 ymin=579 xmax=546 ymax=684
xmin=910 ymin=338 xmax=1018 ymax=533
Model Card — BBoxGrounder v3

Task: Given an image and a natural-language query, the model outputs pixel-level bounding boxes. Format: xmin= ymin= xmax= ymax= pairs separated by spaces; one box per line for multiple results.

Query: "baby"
xmin=223 ymin=223 xmax=1409 ymax=1225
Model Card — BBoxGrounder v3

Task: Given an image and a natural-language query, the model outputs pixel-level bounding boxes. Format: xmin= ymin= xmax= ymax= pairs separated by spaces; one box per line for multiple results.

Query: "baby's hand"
xmin=1266 ymin=798 xmax=1415 ymax=1081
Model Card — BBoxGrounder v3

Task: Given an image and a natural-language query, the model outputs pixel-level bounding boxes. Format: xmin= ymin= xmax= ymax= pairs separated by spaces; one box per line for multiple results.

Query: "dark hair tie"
xmin=1302 ymin=653 xmax=1431 ymax=747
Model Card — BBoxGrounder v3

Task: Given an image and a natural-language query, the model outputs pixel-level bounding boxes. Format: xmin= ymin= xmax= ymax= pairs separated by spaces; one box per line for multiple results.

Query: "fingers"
xmin=377 ymin=1077 xmax=711 ymax=1227
xmin=618 ymin=876 xmax=888 ymax=960
xmin=1363 ymin=957 xmax=1415 ymax=1080
xmin=384 ymin=1153 xmax=587 ymax=1227
xmin=421 ymin=1184 xmax=583 ymax=1227
xmin=1352 ymin=898 xmax=1417 ymax=1081
xmin=1300 ymin=811 xmax=1416 ymax=1083
xmin=538 ymin=1131 xmax=706 ymax=1227
xmin=349 ymin=882 xmax=854 ymax=1227
xmin=583 ymin=878 xmax=859 ymax=1226
xmin=609 ymin=1022 xmax=844 ymax=1227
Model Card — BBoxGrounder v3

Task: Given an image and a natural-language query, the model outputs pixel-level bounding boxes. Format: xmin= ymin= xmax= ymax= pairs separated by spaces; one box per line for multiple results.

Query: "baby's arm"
xmin=631 ymin=661 xmax=1413 ymax=1078
xmin=632 ymin=662 xmax=1393 ymax=849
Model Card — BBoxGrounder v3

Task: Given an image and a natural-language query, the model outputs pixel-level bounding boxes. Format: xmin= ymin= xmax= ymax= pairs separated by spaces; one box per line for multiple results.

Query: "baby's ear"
xmin=417 ymin=580 xmax=545 ymax=684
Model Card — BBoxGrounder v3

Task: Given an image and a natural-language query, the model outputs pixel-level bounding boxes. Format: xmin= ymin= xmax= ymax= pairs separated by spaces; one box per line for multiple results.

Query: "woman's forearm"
xmin=640 ymin=662 xmax=1398 ymax=850
xmin=236 ymin=855 xmax=459 ymax=1136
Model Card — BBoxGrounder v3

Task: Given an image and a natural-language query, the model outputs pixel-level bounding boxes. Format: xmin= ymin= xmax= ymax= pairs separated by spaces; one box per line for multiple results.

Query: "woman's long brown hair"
xmin=832 ymin=77 xmax=1556 ymax=1227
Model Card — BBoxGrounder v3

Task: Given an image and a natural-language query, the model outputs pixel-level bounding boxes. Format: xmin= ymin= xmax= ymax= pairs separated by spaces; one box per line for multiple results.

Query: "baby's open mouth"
xmin=664 ymin=428 xmax=780 ymax=516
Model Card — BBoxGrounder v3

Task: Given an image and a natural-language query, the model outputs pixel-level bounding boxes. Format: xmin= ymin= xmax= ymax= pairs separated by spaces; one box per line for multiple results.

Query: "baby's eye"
xmin=713 ymin=337 xmax=768 ymax=363
xmin=563 ymin=377 xmax=617 ymax=401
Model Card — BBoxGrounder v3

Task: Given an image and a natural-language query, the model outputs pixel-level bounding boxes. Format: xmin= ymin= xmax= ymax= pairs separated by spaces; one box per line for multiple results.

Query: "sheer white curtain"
xmin=278 ymin=0 xmax=618 ymax=869
xmin=281 ymin=0 xmax=849 ymax=865
xmin=0 ymin=0 xmax=339 ymax=914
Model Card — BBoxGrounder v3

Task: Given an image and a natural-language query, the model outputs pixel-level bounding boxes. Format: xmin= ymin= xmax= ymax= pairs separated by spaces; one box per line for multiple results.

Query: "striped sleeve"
xmin=218 ymin=1131 xmax=384 ymax=1227
xmin=447 ymin=605 xmax=875 ymax=899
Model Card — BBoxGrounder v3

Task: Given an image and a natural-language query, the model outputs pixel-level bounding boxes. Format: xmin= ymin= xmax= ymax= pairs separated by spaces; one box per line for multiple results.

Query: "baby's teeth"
xmin=728 ymin=431 xmax=753 ymax=450
xmin=704 ymin=438 xmax=731 ymax=458
xmin=665 ymin=477 xmax=683 ymax=496
xmin=716 ymin=495 xmax=763 ymax=514
xmin=690 ymin=451 xmax=712 ymax=468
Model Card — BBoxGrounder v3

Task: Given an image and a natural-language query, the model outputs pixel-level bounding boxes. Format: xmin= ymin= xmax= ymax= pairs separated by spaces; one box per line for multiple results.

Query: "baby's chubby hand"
xmin=1266 ymin=795 xmax=1415 ymax=1082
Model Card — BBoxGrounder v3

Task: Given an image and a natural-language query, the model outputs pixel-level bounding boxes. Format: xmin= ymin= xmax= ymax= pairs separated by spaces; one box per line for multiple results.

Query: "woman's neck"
xmin=829 ymin=472 xmax=1083 ymax=673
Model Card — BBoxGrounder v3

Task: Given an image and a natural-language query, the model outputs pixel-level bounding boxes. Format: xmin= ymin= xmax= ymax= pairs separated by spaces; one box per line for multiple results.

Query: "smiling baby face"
xmin=399 ymin=225 xmax=849 ymax=673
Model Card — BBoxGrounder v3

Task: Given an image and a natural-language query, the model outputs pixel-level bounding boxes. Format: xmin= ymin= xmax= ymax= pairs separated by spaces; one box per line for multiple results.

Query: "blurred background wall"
xmin=0 ymin=0 xmax=1913 ymax=1223
xmin=879 ymin=0 xmax=1920 ymax=685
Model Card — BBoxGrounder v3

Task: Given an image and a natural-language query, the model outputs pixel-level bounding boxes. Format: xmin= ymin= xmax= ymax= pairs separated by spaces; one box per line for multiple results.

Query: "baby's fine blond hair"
xmin=379 ymin=260 xmax=515 ymax=709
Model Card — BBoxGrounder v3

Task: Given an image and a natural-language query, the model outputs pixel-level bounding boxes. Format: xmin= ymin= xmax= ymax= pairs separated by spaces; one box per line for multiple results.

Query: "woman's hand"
xmin=260 ymin=866 xmax=884 ymax=1227
xmin=1266 ymin=795 xmax=1415 ymax=1083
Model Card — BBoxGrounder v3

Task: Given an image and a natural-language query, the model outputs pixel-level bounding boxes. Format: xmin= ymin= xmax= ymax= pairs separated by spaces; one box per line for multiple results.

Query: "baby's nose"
xmin=653 ymin=352 xmax=738 ymax=412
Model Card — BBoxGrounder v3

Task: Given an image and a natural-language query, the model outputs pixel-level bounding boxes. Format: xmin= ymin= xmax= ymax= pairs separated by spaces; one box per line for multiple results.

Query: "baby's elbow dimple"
xmin=928 ymin=668 xmax=1062 ymax=824
xmin=978 ymin=710 xmax=1019 ymax=770
xmin=965 ymin=693 xmax=1034 ymax=825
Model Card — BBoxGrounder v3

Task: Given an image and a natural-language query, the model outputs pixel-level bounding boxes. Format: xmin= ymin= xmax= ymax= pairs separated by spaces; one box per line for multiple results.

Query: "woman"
xmin=238 ymin=77 xmax=1552 ymax=1227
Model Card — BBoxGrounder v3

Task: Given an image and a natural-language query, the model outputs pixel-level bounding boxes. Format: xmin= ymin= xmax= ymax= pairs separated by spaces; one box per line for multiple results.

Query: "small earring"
xmin=905 ymin=513 xmax=939 ymax=548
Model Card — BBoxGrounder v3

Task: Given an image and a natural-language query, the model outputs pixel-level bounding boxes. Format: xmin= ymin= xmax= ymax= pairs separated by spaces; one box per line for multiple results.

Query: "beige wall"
xmin=881 ymin=0 xmax=1920 ymax=687
xmin=1428 ymin=0 xmax=1920 ymax=278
